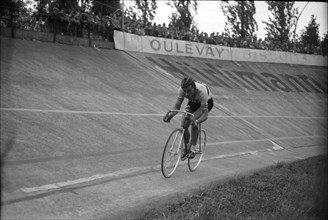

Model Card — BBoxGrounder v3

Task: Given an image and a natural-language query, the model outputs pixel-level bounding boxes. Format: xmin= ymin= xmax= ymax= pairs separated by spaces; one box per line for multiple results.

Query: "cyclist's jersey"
xmin=177 ymin=81 xmax=212 ymax=109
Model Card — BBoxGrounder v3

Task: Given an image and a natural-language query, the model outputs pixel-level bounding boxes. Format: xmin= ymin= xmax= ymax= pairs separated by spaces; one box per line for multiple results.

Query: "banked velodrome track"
xmin=1 ymin=36 xmax=327 ymax=219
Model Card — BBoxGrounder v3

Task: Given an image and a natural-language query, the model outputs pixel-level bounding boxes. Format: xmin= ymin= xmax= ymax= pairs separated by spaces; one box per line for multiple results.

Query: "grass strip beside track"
xmin=136 ymin=155 xmax=328 ymax=220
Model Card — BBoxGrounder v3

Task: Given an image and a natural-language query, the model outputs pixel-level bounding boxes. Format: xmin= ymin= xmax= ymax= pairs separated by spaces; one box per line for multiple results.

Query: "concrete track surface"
xmin=1 ymin=37 xmax=327 ymax=219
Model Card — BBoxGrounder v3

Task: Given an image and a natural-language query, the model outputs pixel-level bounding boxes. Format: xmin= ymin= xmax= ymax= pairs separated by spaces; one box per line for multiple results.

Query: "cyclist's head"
xmin=181 ymin=76 xmax=196 ymax=97
xmin=181 ymin=76 xmax=195 ymax=90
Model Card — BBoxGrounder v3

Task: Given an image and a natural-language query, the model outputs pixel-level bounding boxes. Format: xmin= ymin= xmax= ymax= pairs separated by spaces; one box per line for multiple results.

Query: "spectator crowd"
xmin=1 ymin=5 xmax=327 ymax=55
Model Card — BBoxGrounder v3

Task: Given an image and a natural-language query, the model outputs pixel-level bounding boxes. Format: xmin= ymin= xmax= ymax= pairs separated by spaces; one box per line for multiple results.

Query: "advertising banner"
xmin=114 ymin=30 xmax=327 ymax=66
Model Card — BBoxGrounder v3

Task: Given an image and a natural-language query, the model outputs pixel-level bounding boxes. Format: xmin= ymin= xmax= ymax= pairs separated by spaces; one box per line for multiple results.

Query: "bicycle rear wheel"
xmin=161 ymin=128 xmax=184 ymax=178
xmin=188 ymin=129 xmax=206 ymax=172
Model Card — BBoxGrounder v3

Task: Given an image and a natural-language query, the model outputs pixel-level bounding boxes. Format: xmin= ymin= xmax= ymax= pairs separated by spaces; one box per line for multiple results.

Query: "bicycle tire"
xmin=161 ymin=128 xmax=184 ymax=178
xmin=188 ymin=129 xmax=206 ymax=172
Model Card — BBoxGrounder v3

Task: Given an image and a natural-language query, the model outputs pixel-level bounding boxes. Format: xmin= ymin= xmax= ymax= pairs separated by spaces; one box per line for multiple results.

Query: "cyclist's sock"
xmin=190 ymin=145 xmax=196 ymax=152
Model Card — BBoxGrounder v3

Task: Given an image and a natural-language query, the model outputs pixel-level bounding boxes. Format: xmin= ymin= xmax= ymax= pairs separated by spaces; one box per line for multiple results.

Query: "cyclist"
xmin=163 ymin=76 xmax=214 ymax=160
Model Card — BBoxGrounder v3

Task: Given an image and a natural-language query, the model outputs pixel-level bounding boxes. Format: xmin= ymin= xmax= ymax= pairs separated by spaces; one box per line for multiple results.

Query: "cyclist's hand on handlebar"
xmin=163 ymin=115 xmax=171 ymax=123
xmin=163 ymin=112 xmax=173 ymax=123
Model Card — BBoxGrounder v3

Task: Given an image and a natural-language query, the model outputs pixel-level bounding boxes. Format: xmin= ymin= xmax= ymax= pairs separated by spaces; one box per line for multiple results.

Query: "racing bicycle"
xmin=161 ymin=110 xmax=206 ymax=178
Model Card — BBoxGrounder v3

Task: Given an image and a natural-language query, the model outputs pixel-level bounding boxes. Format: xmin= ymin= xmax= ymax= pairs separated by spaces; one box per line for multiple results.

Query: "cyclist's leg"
xmin=191 ymin=123 xmax=198 ymax=146
xmin=190 ymin=107 xmax=203 ymax=146
xmin=181 ymin=111 xmax=191 ymax=151
xmin=179 ymin=112 xmax=191 ymax=161
xmin=191 ymin=98 xmax=213 ymax=144
xmin=190 ymin=98 xmax=213 ymax=147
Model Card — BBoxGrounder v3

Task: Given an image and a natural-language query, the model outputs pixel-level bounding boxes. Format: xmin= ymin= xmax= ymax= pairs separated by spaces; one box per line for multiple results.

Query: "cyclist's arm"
xmin=170 ymin=88 xmax=185 ymax=115
xmin=170 ymin=96 xmax=183 ymax=117
xmin=164 ymin=87 xmax=184 ymax=121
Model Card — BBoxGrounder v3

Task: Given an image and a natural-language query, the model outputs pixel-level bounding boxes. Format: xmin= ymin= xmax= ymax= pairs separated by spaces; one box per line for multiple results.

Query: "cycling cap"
xmin=181 ymin=76 xmax=194 ymax=89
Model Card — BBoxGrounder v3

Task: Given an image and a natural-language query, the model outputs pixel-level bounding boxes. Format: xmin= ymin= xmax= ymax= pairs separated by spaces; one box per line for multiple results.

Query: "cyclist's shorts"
xmin=186 ymin=97 xmax=214 ymax=113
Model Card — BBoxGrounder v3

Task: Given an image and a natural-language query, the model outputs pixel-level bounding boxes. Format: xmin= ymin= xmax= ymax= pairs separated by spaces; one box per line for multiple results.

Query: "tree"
xmin=0 ymin=0 xmax=34 ymax=31
xmin=33 ymin=0 xmax=48 ymax=15
xmin=0 ymin=0 xmax=34 ymax=15
xmin=125 ymin=0 xmax=157 ymax=26
xmin=300 ymin=15 xmax=320 ymax=54
xmin=321 ymin=33 xmax=328 ymax=55
xmin=31 ymin=0 xmax=120 ymax=16
xmin=220 ymin=0 xmax=258 ymax=39
xmin=92 ymin=0 xmax=121 ymax=16
xmin=50 ymin=0 xmax=79 ymax=10
xmin=263 ymin=1 xmax=298 ymax=50
xmin=167 ymin=0 xmax=198 ymax=31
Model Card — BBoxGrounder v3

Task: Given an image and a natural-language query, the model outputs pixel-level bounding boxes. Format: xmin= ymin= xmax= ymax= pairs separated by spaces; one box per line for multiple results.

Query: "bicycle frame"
xmin=166 ymin=109 xmax=203 ymax=146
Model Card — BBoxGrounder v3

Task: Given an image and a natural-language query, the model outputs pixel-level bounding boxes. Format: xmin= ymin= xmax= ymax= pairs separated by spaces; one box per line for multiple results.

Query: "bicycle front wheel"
xmin=161 ymin=128 xmax=184 ymax=178
xmin=188 ymin=129 xmax=206 ymax=172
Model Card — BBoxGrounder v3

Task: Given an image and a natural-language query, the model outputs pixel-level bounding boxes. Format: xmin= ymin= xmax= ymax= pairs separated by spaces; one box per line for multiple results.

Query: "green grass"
xmin=138 ymin=155 xmax=327 ymax=220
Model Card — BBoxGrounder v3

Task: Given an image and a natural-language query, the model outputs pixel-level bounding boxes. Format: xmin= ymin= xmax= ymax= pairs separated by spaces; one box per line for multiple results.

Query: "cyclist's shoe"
xmin=187 ymin=151 xmax=195 ymax=159
xmin=181 ymin=149 xmax=188 ymax=161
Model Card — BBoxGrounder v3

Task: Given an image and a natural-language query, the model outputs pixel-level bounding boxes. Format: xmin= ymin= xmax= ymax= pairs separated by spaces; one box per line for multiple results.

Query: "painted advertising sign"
xmin=114 ymin=30 xmax=327 ymax=66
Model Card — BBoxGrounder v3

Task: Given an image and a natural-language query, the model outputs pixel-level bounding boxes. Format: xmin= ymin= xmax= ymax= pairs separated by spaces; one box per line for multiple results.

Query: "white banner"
xmin=114 ymin=30 xmax=327 ymax=66
xmin=114 ymin=31 xmax=231 ymax=60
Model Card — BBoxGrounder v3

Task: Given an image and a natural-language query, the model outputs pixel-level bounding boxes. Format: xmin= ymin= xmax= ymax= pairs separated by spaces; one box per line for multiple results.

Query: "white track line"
xmin=210 ymin=115 xmax=327 ymax=119
xmin=20 ymin=149 xmax=267 ymax=193
xmin=0 ymin=108 xmax=162 ymax=116
xmin=19 ymin=135 xmax=326 ymax=194
xmin=0 ymin=108 xmax=326 ymax=119
xmin=203 ymin=149 xmax=271 ymax=161
xmin=20 ymin=166 xmax=158 ymax=193
xmin=207 ymin=135 xmax=327 ymax=146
